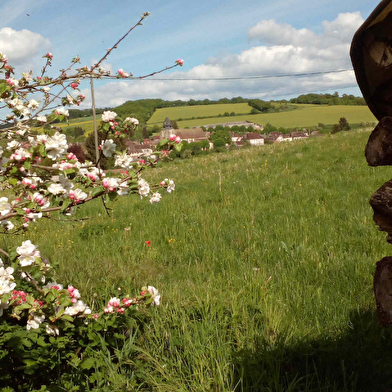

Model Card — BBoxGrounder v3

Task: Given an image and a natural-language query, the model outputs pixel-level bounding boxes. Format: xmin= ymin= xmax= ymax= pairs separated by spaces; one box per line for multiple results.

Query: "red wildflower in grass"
xmin=145 ymin=240 xmax=151 ymax=247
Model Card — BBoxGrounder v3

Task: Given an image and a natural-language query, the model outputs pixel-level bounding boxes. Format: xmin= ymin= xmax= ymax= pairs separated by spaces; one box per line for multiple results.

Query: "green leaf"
xmin=91 ymin=186 xmax=105 ymax=198
xmin=60 ymin=198 xmax=71 ymax=213
xmin=79 ymin=357 xmax=95 ymax=370
xmin=156 ymin=139 xmax=169 ymax=149
xmin=23 ymin=358 xmax=37 ymax=367
xmin=8 ymin=178 xmax=17 ymax=186
xmin=39 ymin=144 xmax=46 ymax=157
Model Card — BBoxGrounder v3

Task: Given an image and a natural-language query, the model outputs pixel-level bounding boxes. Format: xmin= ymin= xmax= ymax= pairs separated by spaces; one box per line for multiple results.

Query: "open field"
xmin=147 ymin=103 xmax=253 ymax=125
xmin=175 ymin=104 xmax=377 ymax=128
xmin=6 ymin=130 xmax=392 ymax=390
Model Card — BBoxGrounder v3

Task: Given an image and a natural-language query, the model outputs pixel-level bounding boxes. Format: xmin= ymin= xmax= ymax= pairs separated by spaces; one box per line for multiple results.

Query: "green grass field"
xmin=174 ymin=104 xmax=377 ymax=128
xmin=8 ymin=129 xmax=392 ymax=390
xmin=147 ymin=103 xmax=253 ymax=125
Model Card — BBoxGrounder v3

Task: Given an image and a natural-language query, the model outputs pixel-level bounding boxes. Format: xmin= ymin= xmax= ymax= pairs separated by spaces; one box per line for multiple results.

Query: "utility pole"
xmin=90 ymin=77 xmax=100 ymax=168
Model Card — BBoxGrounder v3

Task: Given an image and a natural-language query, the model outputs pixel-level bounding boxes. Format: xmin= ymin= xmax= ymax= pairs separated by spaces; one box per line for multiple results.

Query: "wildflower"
xmin=145 ymin=240 xmax=151 ymax=247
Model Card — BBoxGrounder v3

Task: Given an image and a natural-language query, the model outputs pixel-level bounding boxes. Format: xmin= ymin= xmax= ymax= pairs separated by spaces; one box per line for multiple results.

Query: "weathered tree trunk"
xmin=365 ymin=117 xmax=392 ymax=166
xmin=374 ymin=257 xmax=392 ymax=325
xmin=351 ymin=0 xmax=392 ymax=325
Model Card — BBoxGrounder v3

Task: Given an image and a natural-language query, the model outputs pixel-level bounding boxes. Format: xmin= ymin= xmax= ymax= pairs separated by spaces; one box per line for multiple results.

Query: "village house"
xmin=230 ymin=132 xmax=243 ymax=144
xmin=291 ymin=130 xmax=309 ymax=140
xmin=125 ymin=141 xmax=154 ymax=161
xmin=160 ymin=117 xmax=210 ymax=144
xmin=243 ymin=132 xmax=265 ymax=146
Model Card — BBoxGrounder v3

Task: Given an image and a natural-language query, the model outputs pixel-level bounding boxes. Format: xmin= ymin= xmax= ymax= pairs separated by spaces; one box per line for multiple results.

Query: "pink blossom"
xmin=169 ymin=135 xmax=176 ymax=141
xmin=70 ymin=83 xmax=79 ymax=89
xmin=108 ymin=297 xmax=120 ymax=308
xmin=176 ymin=59 xmax=184 ymax=66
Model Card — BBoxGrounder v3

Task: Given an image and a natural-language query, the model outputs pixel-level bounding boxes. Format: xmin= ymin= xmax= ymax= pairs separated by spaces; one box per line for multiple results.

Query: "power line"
xmin=131 ymin=68 xmax=354 ymax=82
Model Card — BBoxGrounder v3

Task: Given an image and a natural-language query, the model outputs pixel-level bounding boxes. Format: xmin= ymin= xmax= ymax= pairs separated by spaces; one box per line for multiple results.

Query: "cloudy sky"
xmin=0 ymin=0 xmax=377 ymax=107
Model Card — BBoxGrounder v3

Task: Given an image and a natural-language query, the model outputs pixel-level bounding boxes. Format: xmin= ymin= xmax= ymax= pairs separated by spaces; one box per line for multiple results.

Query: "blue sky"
xmin=0 ymin=0 xmax=378 ymax=107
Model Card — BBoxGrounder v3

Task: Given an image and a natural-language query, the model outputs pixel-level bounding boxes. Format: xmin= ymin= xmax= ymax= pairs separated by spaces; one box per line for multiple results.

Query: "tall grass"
xmin=5 ymin=130 xmax=392 ymax=391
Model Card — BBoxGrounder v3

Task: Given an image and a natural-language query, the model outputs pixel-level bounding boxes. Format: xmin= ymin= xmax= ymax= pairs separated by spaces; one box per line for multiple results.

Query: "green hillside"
xmin=147 ymin=103 xmax=253 ymax=125
xmin=175 ymin=104 xmax=376 ymax=128
xmin=10 ymin=130 xmax=392 ymax=391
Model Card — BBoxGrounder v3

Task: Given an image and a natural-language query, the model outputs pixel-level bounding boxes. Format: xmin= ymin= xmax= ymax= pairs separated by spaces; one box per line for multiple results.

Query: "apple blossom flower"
xmin=103 ymin=177 xmax=120 ymax=191
xmin=45 ymin=132 xmax=68 ymax=160
xmin=6 ymin=140 xmax=21 ymax=150
xmin=108 ymin=297 xmax=121 ymax=308
xmin=27 ymin=99 xmax=39 ymax=110
xmin=124 ymin=117 xmax=139 ymax=125
xmin=176 ymin=59 xmax=184 ymax=66
xmin=55 ymin=107 xmax=69 ymax=117
xmin=42 ymin=86 xmax=50 ymax=93
xmin=149 ymin=192 xmax=162 ymax=204
xmin=26 ymin=312 xmax=45 ymax=330
xmin=165 ymin=179 xmax=175 ymax=193
xmin=101 ymin=110 xmax=117 ymax=122
xmin=17 ymin=240 xmax=41 ymax=267
xmin=48 ymin=183 xmax=66 ymax=195
xmin=69 ymin=188 xmax=87 ymax=202
xmin=46 ymin=325 xmax=59 ymax=336
xmin=1 ymin=220 xmax=14 ymax=231
xmin=138 ymin=178 xmax=150 ymax=197
xmin=147 ymin=286 xmax=161 ymax=305
xmin=36 ymin=115 xmax=47 ymax=123
xmin=0 ymin=266 xmax=16 ymax=296
xmin=101 ymin=139 xmax=116 ymax=157
xmin=0 ymin=197 xmax=11 ymax=215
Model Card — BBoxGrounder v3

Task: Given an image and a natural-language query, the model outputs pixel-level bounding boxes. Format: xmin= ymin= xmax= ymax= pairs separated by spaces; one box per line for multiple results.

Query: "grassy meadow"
xmin=147 ymin=103 xmax=253 ymax=125
xmin=6 ymin=130 xmax=392 ymax=391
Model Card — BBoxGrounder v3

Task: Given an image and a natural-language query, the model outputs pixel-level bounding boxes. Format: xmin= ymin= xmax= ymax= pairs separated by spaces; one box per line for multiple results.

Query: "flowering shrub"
xmin=0 ymin=12 xmax=183 ymax=391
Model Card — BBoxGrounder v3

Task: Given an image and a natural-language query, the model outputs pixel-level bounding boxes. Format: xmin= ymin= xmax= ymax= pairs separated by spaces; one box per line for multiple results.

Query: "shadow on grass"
xmin=232 ymin=309 xmax=392 ymax=392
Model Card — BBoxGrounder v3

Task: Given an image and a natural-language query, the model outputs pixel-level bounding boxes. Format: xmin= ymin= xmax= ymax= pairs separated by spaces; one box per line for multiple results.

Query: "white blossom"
xmin=27 ymin=99 xmax=39 ymax=109
xmin=101 ymin=139 xmax=116 ymax=157
xmin=124 ymin=117 xmax=139 ymax=126
xmin=45 ymin=132 xmax=68 ymax=160
xmin=48 ymin=183 xmax=66 ymax=195
xmin=138 ymin=178 xmax=150 ymax=197
xmin=0 ymin=197 xmax=11 ymax=215
xmin=0 ymin=266 xmax=16 ymax=295
xmin=46 ymin=324 xmax=59 ymax=336
xmin=54 ymin=107 xmax=69 ymax=117
xmin=149 ymin=192 xmax=162 ymax=204
xmin=101 ymin=110 xmax=117 ymax=122
xmin=36 ymin=115 xmax=47 ymax=123
xmin=165 ymin=179 xmax=175 ymax=193
xmin=1 ymin=220 xmax=14 ymax=231
xmin=147 ymin=286 xmax=161 ymax=306
xmin=26 ymin=312 xmax=45 ymax=330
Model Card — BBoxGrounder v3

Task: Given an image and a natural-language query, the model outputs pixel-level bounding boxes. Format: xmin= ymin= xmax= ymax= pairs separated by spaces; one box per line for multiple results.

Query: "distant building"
xmin=243 ymin=132 xmax=264 ymax=146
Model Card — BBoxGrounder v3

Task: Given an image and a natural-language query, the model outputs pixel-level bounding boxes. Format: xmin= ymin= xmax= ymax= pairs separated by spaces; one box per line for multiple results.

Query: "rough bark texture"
xmin=365 ymin=117 xmax=392 ymax=166
xmin=374 ymin=257 xmax=392 ymax=325
xmin=370 ymin=179 xmax=392 ymax=244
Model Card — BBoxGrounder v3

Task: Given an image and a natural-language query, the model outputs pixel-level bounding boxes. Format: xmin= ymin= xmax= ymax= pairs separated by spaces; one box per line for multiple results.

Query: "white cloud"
xmin=81 ymin=12 xmax=365 ymax=108
xmin=0 ymin=27 xmax=51 ymax=72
